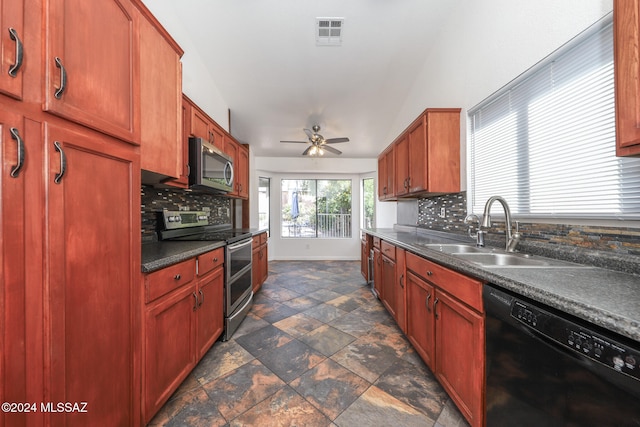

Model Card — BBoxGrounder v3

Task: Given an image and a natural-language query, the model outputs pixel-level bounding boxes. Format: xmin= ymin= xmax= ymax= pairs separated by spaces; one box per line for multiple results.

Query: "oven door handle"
xmin=227 ymin=238 xmax=253 ymax=251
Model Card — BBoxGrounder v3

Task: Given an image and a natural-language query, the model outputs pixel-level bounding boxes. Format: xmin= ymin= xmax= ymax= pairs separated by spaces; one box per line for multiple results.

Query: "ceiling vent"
xmin=316 ymin=18 xmax=344 ymax=46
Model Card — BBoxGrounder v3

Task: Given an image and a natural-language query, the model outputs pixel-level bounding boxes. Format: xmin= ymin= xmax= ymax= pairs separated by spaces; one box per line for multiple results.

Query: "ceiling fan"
xmin=280 ymin=125 xmax=349 ymax=156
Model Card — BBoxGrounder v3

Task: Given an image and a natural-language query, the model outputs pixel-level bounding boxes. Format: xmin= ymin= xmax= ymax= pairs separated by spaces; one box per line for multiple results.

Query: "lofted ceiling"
xmin=143 ymin=0 xmax=461 ymax=158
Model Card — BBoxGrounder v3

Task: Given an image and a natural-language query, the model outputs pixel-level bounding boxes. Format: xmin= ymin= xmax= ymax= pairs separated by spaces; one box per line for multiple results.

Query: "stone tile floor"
xmin=148 ymin=260 xmax=470 ymax=427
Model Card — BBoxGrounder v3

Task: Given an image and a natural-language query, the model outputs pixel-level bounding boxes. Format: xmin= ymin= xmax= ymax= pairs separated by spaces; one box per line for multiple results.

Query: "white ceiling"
xmin=143 ymin=1 xmax=461 ymax=158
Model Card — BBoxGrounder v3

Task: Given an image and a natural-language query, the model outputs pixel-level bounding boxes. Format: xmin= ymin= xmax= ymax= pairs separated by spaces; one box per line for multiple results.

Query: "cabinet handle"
xmin=53 ymin=141 xmax=67 ymax=184
xmin=174 ymin=274 xmax=181 ymax=280
xmin=9 ymin=127 xmax=24 ymax=178
xmin=426 ymin=293 xmax=432 ymax=312
xmin=192 ymin=292 xmax=198 ymax=311
xmin=434 ymin=297 xmax=439 ymax=319
xmin=399 ymin=274 xmax=404 ymax=288
xmin=213 ymin=257 xmax=218 ymax=262
xmin=426 ymin=271 xmax=433 ymax=276
xmin=199 ymin=289 xmax=204 ymax=307
xmin=8 ymin=28 xmax=23 ymax=77
xmin=54 ymin=57 xmax=67 ymax=99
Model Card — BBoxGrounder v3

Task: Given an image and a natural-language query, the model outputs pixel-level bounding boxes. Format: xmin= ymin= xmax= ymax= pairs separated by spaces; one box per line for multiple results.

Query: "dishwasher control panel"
xmin=511 ymin=300 xmax=640 ymax=382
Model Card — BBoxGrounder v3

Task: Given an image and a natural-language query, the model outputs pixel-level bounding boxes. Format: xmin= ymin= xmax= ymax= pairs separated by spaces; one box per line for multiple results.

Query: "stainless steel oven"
xmin=223 ymin=237 xmax=253 ymax=340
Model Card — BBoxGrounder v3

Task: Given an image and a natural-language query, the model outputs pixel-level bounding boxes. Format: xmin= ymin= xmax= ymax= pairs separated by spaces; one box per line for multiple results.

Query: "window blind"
xmin=469 ymin=14 xmax=640 ymax=220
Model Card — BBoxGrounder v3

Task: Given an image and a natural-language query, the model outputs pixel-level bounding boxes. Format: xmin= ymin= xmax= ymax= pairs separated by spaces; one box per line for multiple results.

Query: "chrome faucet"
xmin=464 ymin=214 xmax=485 ymax=247
xmin=481 ymin=196 xmax=521 ymax=252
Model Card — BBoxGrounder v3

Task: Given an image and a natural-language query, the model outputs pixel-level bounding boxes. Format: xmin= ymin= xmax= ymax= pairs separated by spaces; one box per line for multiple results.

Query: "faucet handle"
xmin=464 ymin=214 xmax=484 ymax=247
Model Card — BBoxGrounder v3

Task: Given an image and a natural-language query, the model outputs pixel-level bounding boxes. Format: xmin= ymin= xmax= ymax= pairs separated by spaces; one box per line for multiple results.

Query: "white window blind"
xmin=469 ymin=15 xmax=640 ymax=220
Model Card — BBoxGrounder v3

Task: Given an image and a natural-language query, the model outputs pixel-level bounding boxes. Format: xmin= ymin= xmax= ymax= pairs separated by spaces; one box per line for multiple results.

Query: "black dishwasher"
xmin=484 ymin=284 xmax=640 ymax=426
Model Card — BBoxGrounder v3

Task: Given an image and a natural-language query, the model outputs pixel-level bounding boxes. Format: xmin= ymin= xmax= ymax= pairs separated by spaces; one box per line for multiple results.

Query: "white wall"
xmin=253 ymin=157 xmax=376 ymax=260
xmin=389 ymin=0 xmax=613 ymax=191
xmin=141 ymin=1 xmax=230 ymax=130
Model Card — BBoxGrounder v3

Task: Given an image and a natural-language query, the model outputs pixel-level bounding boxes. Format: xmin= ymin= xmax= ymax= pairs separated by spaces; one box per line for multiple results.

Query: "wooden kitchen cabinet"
xmin=237 ymin=143 xmax=250 ymax=199
xmin=360 ymin=233 xmax=372 ymax=282
xmin=143 ymin=248 xmax=225 ymax=423
xmin=138 ymin=2 xmax=184 ymax=179
xmin=144 ymin=279 xmax=197 ymax=422
xmin=394 ymin=109 xmax=461 ymax=197
xmin=0 ymin=0 xmax=25 ymax=100
xmin=614 ymin=0 xmax=640 ymax=156
xmin=46 ymin=122 xmax=141 ymax=427
xmin=405 ymin=251 xmax=484 ymax=427
xmin=434 ymin=289 xmax=484 ymax=427
xmin=373 ymin=240 xmax=382 ymax=298
xmin=44 ymin=0 xmax=141 ymax=144
xmin=379 ymin=241 xmax=407 ymax=332
xmin=377 ymin=145 xmax=395 ymax=200
xmin=252 ymin=232 xmax=268 ymax=292
xmin=195 ymin=262 xmax=224 ymax=360
xmin=189 ymin=100 xmax=225 ymax=151
xmin=406 ymin=271 xmax=436 ymax=370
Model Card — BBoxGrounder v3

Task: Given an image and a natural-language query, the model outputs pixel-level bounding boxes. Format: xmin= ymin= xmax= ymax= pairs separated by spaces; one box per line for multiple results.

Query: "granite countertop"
xmin=364 ymin=227 xmax=640 ymax=343
xmin=142 ymin=228 xmax=268 ymax=273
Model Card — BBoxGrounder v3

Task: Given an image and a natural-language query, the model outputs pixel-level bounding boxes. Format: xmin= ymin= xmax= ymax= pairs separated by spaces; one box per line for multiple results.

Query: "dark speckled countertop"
xmin=141 ymin=229 xmax=268 ymax=273
xmin=364 ymin=227 xmax=640 ymax=343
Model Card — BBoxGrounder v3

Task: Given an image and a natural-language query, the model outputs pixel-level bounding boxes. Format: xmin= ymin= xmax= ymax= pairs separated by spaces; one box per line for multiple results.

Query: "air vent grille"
xmin=316 ymin=17 xmax=344 ymax=46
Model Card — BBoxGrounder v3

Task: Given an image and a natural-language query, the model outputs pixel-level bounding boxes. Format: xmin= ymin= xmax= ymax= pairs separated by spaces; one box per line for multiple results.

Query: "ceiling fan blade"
xmin=322 ymin=145 xmax=342 ymax=155
xmin=280 ymin=140 xmax=309 ymax=143
xmin=323 ymin=137 xmax=349 ymax=144
xmin=303 ymin=128 xmax=314 ymax=139
xmin=302 ymin=145 xmax=314 ymax=156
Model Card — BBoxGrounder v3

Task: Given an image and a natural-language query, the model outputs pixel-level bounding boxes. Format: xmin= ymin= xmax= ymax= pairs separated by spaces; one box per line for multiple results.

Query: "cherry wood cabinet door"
xmin=381 ymin=254 xmax=396 ymax=319
xmin=373 ymin=247 xmax=382 ymax=298
xmin=44 ymin=0 xmax=140 ymax=144
xmin=435 ymin=290 xmax=484 ymax=427
xmin=377 ymin=154 xmax=386 ymax=199
xmin=252 ymin=245 xmax=261 ymax=292
xmin=139 ymin=8 xmax=182 ymax=178
xmin=196 ymin=266 xmax=224 ymax=360
xmin=614 ymin=0 xmax=640 ymax=156
xmin=190 ymin=105 xmax=209 ymax=141
xmin=360 ymin=238 xmax=368 ymax=281
xmin=407 ymin=116 xmax=427 ymax=193
xmin=45 ymin=123 xmax=140 ymax=427
xmin=1 ymin=111 xmax=44 ymax=427
xmin=406 ymin=271 xmax=435 ymax=370
xmin=237 ymin=144 xmax=249 ymax=199
xmin=395 ymin=135 xmax=409 ymax=196
xmin=0 ymin=0 xmax=24 ymax=99
xmin=144 ymin=284 xmax=196 ymax=423
xmin=384 ymin=148 xmax=395 ymax=199
xmin=395 ymin=247 xmax=407 ymax=333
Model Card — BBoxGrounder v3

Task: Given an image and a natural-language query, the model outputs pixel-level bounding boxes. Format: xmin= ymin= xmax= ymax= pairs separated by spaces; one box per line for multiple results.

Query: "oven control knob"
xmin=173 ymin=216 xmax=182 ymax=223
xmin=167 ymin=216 xmax=176 ymax=222
xmin=198 ymin=215 xmax=208 ymax=221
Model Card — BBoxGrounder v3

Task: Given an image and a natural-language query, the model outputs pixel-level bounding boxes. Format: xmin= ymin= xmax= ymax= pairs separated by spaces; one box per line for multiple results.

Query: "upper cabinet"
xmin=189 ymin=101 xmax=225 ymax=151
xmin=0 ymin=0 xmax=25 ymax=100
xmin=380 ymin=108 xmax=460 ymax=201
xmin=138 ymin=2 xmax=183 ymax=179
xmin=44 ymin=0 xmax=140 ymax=144
xmin=614 ymin=0 xmax=640 ymax=156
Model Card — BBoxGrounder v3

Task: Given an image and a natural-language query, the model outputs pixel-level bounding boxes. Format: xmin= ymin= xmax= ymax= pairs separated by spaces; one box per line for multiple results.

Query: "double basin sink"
xmin=419 ymin=243 xmax=583 ymax=268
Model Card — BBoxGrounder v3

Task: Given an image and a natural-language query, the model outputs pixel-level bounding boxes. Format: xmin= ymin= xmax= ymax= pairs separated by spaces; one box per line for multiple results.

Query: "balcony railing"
xmin=282 ymin=213 xmax=352 ymax=238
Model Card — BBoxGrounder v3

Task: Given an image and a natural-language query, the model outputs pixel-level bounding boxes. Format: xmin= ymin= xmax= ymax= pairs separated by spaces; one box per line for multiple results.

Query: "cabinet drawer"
xmin=406 ymin=252 xmax=484 ymax=312
xmin=381 ymin=241 xmax=396 ymax=260
xmin=197 ymin=247 xmax=224 ymax=277
xmin=259 ymin=232 xmax=268 ymax=245
xmin=373 ymin=236 xmax=381 ymax=248
xmin=145 ymin=259 xmax=196 ymax=303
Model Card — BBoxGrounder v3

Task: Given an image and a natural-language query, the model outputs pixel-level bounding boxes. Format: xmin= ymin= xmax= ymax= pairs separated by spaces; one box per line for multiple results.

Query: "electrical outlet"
xmin=439 ymin=207 xmax=446 ymax=218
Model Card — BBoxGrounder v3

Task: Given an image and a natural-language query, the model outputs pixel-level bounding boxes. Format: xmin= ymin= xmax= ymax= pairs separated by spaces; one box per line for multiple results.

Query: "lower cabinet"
xmin=252 ymin=232 xmax=268 ymax=292
xmin=405 ymin=251 xmax=485 ymax=427
xmin=143 ymin=248 xmax=224 ymax=423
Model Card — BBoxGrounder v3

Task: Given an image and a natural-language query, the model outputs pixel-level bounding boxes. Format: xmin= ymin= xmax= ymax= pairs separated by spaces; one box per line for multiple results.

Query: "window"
xmin=469 ymin=14 xmax=640 ymax=220
xmin=258 ymin=177 xmax=270 ymax=235
xmin=281 ymin=179 xmax=352 ymax=238
xmin=362 ymin=177 xmax=375 ymax=229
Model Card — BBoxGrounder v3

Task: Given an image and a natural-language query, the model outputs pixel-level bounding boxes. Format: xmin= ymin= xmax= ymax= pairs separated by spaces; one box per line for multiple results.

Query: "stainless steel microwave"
xmin=188 ymin=137 xmax=234 ymax=193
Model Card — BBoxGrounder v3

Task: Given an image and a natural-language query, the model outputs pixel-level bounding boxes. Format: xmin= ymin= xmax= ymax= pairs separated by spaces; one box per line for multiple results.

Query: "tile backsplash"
xmin=415 ymin=192 xmax=640 ymax=256
xmin=141 ymin=185 xmax=231 ymax=242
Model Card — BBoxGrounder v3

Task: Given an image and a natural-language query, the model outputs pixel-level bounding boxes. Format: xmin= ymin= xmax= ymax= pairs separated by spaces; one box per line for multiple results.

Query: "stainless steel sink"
xmin=452 ymin=252 xmax=582 ymax=268
xmin=421 ymin=244 xmax=487 ymax=254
